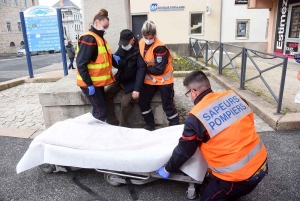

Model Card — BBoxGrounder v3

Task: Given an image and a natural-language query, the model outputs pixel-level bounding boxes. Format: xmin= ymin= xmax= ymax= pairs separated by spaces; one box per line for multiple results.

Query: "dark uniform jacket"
xmin=165 ymin=88 xmax=212 ymax=173
xmin=113 ymin=38 xmax=146 ymax=94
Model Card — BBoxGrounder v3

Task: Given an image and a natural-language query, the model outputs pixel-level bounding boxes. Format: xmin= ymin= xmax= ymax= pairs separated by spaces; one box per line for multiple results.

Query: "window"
xmin=20 ymin=41 xmax=24 ymax=46
xmin=18 ymin=22 xmax=22 ymax=31
xmin=32 ymin=0 xmax=34 ymax=6
xmin=24 ymin=0 xmax=27 ymax=8
xmin=2 ymin=0 xmax=6 ymax=5
xmin=6 ymin=21 xmax=11 ymax=32
xmin=236 ymin=20 xmax=250 ymax=39
xmin=10 ymin=42 xmax=15 ymax=47
xmin=190 ymin=13 xmax=203 ymax=34
xmin=14 ymin=0 xmax=17 ymax=6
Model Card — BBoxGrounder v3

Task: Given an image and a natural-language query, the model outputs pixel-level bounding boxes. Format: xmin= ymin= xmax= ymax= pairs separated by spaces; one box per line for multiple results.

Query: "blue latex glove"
xmin=296 ymin=59 xmax=300 ymax=64
xmin=88 ymin=86 xmax=95 ymax=96
xmin=156 ymin=166 xmax=170 ymax=179
xmin=113 ymin=54 xmax=121 ymax=65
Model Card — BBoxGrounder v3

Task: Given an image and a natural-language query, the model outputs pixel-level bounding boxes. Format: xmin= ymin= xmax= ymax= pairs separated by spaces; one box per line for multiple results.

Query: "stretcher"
xmin=17 ymin=113 xmax=208 ymax=200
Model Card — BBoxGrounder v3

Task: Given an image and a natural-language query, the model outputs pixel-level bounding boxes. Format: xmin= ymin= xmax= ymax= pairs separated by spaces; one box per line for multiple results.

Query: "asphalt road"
xmin=0 ymin=130 xmax=299 ymax=201
xmin=0 ymin=53 xmax=63 ymax=82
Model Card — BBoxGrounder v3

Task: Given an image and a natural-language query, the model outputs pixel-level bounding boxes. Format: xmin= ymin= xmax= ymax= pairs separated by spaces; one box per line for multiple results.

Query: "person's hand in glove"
xmin=113 ymin=54 xmax=121 ymax=65
xmin=88 ymin=86 xmax=95 ymax=96
xmin=156 ymin=166 xmax=170 ymax=179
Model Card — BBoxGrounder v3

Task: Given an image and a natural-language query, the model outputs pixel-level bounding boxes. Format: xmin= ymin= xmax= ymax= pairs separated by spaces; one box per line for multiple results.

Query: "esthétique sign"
xmin=24 ymin=6 xmax=60 ymax=52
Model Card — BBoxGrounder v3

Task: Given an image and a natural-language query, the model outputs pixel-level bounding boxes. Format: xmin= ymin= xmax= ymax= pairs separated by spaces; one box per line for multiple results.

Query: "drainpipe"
xmin=219 ymin=0 xmax=223 ymax=43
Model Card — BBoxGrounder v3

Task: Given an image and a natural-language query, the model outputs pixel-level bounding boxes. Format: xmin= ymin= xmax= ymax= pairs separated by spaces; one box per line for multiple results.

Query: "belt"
xmin=246 ymin=161 xmax=268 ymax=182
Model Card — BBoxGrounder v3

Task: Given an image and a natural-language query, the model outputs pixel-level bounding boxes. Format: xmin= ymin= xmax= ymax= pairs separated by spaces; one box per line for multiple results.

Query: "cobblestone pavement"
xmin=0 ymin=67 xmax=274 ymax=138
xmin=0 ymin=82 xmax=52 ymax=131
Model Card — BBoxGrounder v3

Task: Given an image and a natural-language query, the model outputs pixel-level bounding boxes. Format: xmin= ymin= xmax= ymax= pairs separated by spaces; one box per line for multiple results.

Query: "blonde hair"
xmin=93 ymin=8 xmax=109 ymax=22
xmin=141 ymin=20 xmax=156 ymax=36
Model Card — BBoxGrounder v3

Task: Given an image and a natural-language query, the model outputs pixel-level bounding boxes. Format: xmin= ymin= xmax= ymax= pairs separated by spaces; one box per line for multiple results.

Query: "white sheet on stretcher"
xmin=16 ymin=113 xmax=208 ymax=181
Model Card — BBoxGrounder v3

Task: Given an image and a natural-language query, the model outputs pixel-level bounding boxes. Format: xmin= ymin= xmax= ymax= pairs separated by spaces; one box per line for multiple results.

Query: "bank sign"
xmin=150 ymin=3 xmax=185 ymax=11
xmin=24 ymin=6 xmax=60 ymax=52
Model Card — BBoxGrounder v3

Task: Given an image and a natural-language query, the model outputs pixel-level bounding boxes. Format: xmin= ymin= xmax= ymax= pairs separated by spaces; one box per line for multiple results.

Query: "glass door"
xmin=284 ymin=3 xmax=300 ymax=57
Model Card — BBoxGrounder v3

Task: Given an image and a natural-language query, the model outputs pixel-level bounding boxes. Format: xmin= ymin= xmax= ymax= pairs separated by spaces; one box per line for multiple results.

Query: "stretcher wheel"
xmin=186 ymin=191 xmax=196 ymax=200
xmin=104 ymin=173 xmax=121 ymax=187
xmin=39 ymin=164 xmax=55 ymax=174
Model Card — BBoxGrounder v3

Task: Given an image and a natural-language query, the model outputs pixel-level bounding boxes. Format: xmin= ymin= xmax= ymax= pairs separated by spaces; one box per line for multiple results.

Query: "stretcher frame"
xmin=40 ymin=164 xmax=204 ymax=200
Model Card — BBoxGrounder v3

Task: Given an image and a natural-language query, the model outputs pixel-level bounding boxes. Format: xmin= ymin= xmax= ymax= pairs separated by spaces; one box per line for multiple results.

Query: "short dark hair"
xmin=183 ymin=70 xmax=210 ymax=90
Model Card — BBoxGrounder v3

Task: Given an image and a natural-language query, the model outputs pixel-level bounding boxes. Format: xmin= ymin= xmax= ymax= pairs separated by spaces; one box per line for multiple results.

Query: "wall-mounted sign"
xmin=274 ymin=0 xmax=289 ymax=54
xmin=24 ymin=6 xmax=60 ymax=52
xmin=150 ymin=3 xmax=185 ymax=11
xmin=235 ymin=0 xmax=248 ymax=5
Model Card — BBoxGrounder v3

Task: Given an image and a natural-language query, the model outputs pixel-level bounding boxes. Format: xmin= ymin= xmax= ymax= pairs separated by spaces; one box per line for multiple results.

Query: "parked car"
xmin=49 ymin=49 xmax=61 ymax=53
xmin=17 ymin=45 xmax=39 ymax=56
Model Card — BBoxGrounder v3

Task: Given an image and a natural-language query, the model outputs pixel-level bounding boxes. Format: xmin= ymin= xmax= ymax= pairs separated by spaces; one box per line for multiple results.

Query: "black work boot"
xmin=168 ymin=115 xmax=180 ymax=126
xmin=142 ymin=112 xmax=156 ymax=131
xmin=144 ymin=125 xmax=156 ymax=131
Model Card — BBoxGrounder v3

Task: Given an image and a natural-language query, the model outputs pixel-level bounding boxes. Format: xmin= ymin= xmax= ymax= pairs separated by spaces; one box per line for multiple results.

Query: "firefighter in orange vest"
xmin=138 ymin=20 xmax=179 ymax=131
xmin=76 ymin=9 xmax=118 ymax=121
xmin=156 ymin=70 xmax=268 ymax=200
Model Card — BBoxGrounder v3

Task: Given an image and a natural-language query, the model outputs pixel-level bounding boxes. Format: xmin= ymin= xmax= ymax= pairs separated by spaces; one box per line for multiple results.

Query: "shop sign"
xmin=150 ymin=3 xmax=185 ymax=11
xmin=274 ymin=0 xmax=289 ymax=53
xmin=235 ymin=0 xmax=248 ymax=5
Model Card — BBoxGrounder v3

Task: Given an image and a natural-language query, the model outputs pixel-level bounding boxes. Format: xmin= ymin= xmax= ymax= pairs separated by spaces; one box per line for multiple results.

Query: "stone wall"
xmin=39 ymin=73 xmax=169 ymax=128
xmin=81 ymin=0 xmax=131 ymax=53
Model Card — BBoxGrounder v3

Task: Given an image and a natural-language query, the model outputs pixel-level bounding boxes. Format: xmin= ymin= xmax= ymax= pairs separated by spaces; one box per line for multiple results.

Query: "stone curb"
xmin=0 ymin=76 xmax=63 ymax=91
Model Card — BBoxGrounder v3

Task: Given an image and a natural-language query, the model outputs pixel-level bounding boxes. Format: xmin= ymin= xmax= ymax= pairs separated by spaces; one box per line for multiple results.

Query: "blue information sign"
xmin=24 ymin=6 xmax=60 ymax=52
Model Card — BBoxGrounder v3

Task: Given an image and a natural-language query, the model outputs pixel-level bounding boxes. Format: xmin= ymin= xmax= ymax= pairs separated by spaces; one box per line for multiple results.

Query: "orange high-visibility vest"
xmin=77 ymin=31 xmax=115 ymax=87
xmin=139 ymin=38 xmax=174 ymax=85
xmin=190 ymin=90 xmax=267 ymax=182
xmin=297 ymin=71 xmax=300 ymax=81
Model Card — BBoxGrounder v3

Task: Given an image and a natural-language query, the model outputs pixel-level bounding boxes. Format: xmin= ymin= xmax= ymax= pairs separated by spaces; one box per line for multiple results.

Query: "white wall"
xmin=130 ymin=0 xmax=221 ymax=44
xmin=221 ymin=2 xmax=269 ymax=43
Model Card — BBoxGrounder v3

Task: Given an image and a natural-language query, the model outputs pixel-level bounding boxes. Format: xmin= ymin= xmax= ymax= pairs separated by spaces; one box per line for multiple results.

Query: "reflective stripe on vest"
xmin=77 ymin=74 xmax=112 ymax=81
xmin=145 ymin=72 xmax=173 ymax=83
xmin=87 ymin=62 xmax=110 ymax=69
xmin=209 ymin=141 xmax=263 ymax=174
xmin=194 ymin=92 xmax=251 ymax=137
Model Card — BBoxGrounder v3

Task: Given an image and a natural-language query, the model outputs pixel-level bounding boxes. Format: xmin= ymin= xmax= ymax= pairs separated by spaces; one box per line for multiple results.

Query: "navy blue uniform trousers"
xmin=80 ymin=86 xmax=106 ymax=121
xmin=200 ymin=175 xmax=264 ymax=201
xmin=138 ymin=83 xmax=179 ymax=126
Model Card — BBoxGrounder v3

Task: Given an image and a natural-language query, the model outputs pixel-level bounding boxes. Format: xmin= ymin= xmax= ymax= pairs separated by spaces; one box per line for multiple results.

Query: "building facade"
xmin=52 ymin=0 xmax=83 ymax=42
xmin=130 ymin=0 xmax=269 ymax=52
xmin=0 ymin=0 xmax=39 ymax=54
xmin=81 ymin=0 xmax=131 ymax=52
xmin=81 ymin=0 xmax=269 ymax=54
xmin=249 ymin=0 xmax=300 ymax=57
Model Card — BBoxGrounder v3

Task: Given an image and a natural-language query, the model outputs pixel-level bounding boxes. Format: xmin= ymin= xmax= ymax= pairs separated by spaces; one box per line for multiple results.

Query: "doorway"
xmin=132 ymin=15 xmax=147 ymax=41
xmin=284 ymin=2 xmax=300 ymax=56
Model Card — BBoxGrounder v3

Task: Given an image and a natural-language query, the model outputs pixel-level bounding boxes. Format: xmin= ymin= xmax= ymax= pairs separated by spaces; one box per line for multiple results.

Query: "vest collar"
xmin=194 ymin=88 xmax=213 ymax=105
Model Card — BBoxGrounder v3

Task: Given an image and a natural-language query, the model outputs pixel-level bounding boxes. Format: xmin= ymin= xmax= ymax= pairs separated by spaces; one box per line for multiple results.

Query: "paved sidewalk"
xmin=0 ymin=63 xmax=273 ymax=139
